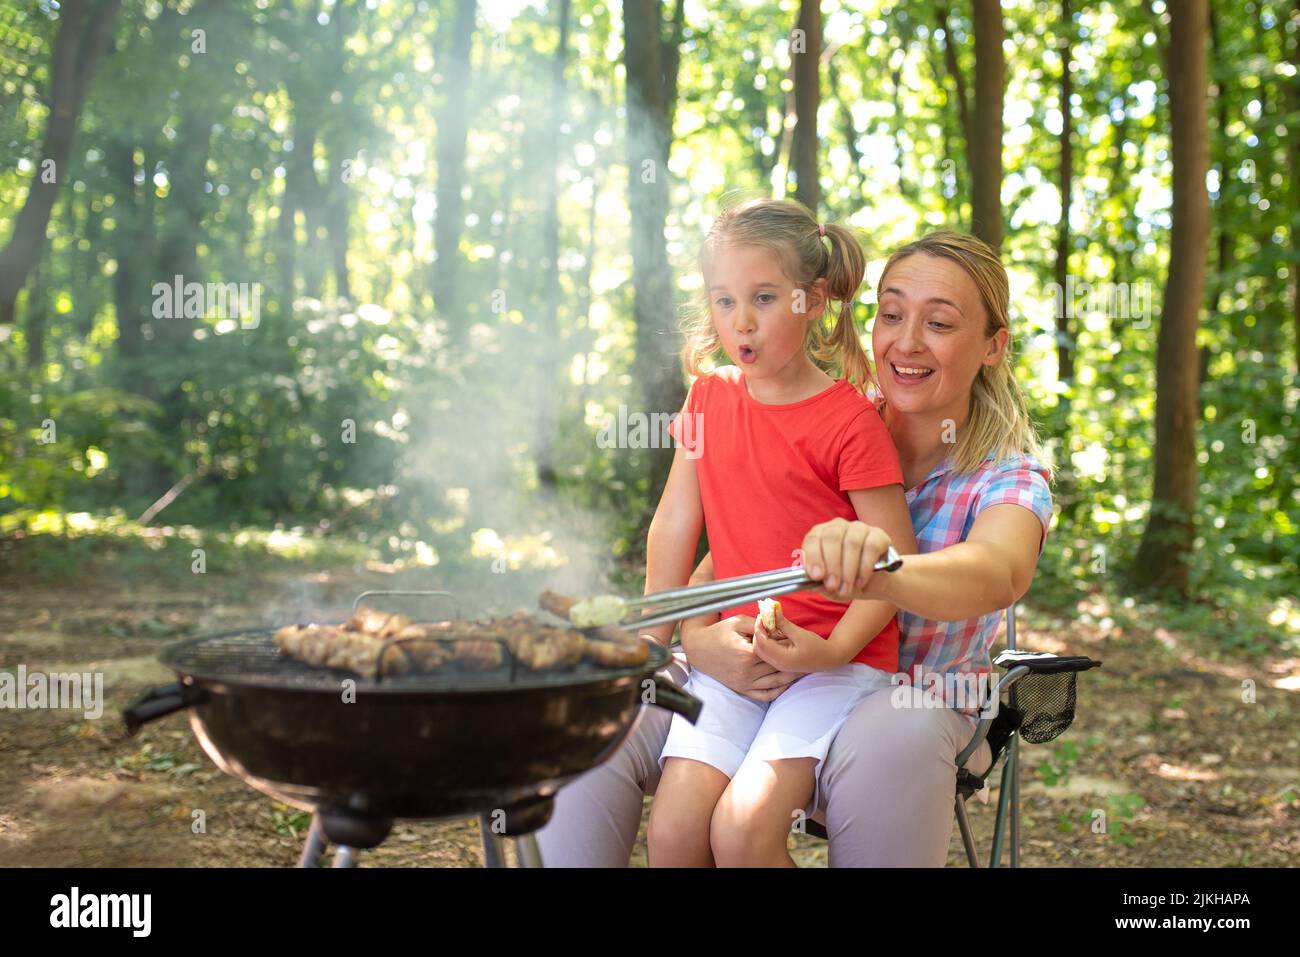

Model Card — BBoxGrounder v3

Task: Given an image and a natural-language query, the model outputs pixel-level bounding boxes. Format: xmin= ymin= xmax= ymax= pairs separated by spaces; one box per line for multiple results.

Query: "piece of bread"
xmin=758 ymin=598 xmax=782 ymax=632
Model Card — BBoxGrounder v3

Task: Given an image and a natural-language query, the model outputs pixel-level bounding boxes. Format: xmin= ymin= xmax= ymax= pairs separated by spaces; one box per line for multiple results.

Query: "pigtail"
xmin=812 ymin=223 xmax=874 ymax=394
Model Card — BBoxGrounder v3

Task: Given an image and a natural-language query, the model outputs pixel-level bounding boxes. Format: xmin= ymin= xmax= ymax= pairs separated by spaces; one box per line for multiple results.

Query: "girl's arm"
xmin=800 ymin=504 xmax=1043 ymax=621
xmin=640 ymin=444 xmax=706 ymax=645
xmin=754 ymin=484 xmax=915 ymax=672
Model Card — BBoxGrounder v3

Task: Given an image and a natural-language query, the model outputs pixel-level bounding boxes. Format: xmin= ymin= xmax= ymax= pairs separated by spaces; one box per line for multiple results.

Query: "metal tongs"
xmin=594 ymin=546 xmax=903 ymax=631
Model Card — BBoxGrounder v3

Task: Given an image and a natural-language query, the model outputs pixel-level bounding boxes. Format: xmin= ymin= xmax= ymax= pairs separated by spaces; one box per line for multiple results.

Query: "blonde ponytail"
xmin=811 ymin=222 xmax=872 ymax=393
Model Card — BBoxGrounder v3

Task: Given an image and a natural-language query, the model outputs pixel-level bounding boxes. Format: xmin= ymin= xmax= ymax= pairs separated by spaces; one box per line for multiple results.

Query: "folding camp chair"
xmin=804 ymin=602 xmax=1103 ymax=867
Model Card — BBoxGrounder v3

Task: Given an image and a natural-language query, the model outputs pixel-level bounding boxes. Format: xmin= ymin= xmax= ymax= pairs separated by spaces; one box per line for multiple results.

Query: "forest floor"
xmin=1 ymin=533 xmax=1297 ymax=868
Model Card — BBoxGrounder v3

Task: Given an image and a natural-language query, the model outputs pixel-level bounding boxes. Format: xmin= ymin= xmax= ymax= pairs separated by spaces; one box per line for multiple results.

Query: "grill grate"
xmin=160 ymin=625 xmax=667 ymax=693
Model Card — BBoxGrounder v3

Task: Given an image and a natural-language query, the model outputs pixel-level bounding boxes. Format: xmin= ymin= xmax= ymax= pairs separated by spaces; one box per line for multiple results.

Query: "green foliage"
xmin=0 ymin=0 xmax=1295 ymax=639
xmin=1037 ymin=739 xmax=1081 ymax=788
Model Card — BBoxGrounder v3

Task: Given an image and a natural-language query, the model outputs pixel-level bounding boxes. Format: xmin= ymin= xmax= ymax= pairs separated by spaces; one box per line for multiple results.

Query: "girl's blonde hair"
xmin=681 ymin=197 xmax=876 ymax=394
xmin=877 ymin=230 xmax=1053 ymax=477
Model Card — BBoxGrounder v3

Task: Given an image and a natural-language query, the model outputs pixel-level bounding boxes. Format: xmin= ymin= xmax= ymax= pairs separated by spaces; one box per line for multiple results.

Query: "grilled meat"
xmin=276 ymin=605 xmax=644 ymax=677
xmin=583 ymin=637 xmax=650 ymax=668
xmin=273 ymin=622 xmax=412 ymax=680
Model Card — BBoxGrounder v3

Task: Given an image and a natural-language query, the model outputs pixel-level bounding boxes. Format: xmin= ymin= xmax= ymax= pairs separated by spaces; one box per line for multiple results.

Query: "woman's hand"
xmin=751 ymin=606 xmax=836 ymax=674
xmin=800 ymin=518 xmax=896 ymax=602
xmin=679 ymin=615 xmax=801 ymax=703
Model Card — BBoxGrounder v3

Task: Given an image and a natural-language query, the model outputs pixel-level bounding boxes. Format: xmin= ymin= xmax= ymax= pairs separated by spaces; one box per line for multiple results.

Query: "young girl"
xmin=642 ymin=198 xmax=917 ymax=867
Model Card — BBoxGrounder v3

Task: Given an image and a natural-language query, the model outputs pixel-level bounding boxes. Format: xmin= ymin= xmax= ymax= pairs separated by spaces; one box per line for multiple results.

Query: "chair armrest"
xmin=994 ymin=649 xmax=1103 ymax=674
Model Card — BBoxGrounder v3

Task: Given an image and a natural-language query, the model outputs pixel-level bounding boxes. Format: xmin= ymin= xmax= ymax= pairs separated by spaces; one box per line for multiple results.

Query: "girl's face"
xmin=872 ymin=253 xmax=1007 ymax=417
xmin=706 ymin=243 xmax=823 ymax=383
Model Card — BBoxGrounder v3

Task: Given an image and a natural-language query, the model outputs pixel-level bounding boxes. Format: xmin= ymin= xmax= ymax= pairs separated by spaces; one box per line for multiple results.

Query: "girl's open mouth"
xmin=739 ymin=345 xmax=757 ymax=364
xmin=890 ymin=362 xmax=934 ymax=383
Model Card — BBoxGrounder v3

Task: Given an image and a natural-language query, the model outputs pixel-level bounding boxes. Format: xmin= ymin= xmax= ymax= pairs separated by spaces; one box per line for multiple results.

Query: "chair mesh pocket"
xmin=1012 ymin=672 xmax=1078 ymax=743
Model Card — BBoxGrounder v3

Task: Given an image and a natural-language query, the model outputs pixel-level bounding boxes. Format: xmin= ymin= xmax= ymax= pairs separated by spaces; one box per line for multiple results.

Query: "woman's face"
xmin=872 ymin=252 xmax=1007 ymax=418
xmin=706 ymin=243 xmax=821 ymax=382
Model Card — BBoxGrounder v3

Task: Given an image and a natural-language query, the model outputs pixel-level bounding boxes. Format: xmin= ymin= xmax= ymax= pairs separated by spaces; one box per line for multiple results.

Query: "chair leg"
xmin=955 ymin=794 xmax=981 ymax=868
xmin=1009 ymin=737 xmax=1020 ymax=869
xmin=989 ymin=752 xmax=1016 ymax=868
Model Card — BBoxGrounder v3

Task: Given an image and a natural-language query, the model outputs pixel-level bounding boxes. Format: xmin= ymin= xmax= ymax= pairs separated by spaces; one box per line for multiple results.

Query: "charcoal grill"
xmin=122 ymin=590 xmax=701 ymax=867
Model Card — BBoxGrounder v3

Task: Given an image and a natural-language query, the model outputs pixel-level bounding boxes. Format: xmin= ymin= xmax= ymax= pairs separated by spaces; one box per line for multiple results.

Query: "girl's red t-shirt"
xmin=666 ymin=367 xmax=904 ymax=671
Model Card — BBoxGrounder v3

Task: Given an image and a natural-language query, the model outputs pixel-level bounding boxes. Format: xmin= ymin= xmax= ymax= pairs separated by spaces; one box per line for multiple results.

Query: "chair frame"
xmin=953 ymin=602 xmax=1027 ymax=868
xmin=804 ymin=601 xmax=1099 ymax=867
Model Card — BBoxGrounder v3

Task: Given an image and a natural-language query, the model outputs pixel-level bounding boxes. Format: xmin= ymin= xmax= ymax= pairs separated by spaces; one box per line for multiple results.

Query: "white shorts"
xmin=659 ymin=662 xmax=894 ymax=812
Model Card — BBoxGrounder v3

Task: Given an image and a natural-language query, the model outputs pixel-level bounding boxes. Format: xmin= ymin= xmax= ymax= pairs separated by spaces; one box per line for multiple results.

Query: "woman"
xmin=535 ymin=230 xmax=1053 ymax=866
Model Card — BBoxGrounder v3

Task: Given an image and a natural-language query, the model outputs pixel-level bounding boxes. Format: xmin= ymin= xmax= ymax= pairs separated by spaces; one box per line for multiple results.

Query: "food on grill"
xmin=274 ymin=605 xmax=647 ymax=677
xmin=498 ymin=611 xmax=586 ymax=671
xmin=568 ymin=594 xmax=626 ymax=629
xmin=449 ymin=636 xmax=508 ymax=670
xmin=273 ymin=623 xmax=413 ymax=679
xmin=347 ymin=607 xmax=412 ymax=639
xmin=535 ymin=587 xmax=647 ymax=647
xmin=583 ymin=638 xmax=651 ymax=668
xmin=538 ymin=590 xmax=578 ymax=619
xmin=758 ymin=598 xmax=782 ymax=633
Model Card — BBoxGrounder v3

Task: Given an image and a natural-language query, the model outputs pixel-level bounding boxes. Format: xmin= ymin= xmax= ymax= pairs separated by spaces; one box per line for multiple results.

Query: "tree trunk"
xmin=827 ymin=55 xmax=864 ymax=207
xmin=932 ymin=4 xmax=971 ymax=226
xmin=623 ymin=0 xmax=687 ymax=548
xmin=1055 ymin=0 xmax=1075 ymax=386
xmin=935 ymin=4 xmax=973 ymax=149
xmin=24 ymin=259 xmax=47 ymax=369
xmin=432 ymin=0 xmax=477 ymax=345
xmin=535 ymin=0 xmax=572 ymax=489
xmin=971 ymin=0 xmax=1004 ymax=251
xmin=0 ymin=0 xmax=123 ymax=327
xmin=1107 ymin=88 xmax=1132 ymax=347
xmin=1289 ymin=0 xmax=1300 ymax=373
xmin=888 ymin=53 xmax=913 ymax=201
xmin=108 ymin=140 xmax=147 ymax=370
xmin=789 ymin=0 xmax=821 ymax=212
xmin=155 ymin=110 xmax=213 ymax=349
xmin=1132 ymin=0 xmax=1210 ymax=595
xmin=1200 ymin=6 xmax=1232 ymax=414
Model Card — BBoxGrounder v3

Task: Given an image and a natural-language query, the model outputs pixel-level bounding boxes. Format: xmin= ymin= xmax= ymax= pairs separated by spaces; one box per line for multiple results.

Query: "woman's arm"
xmin=800 ymin=504 xmax=1044 ymax=622
xmin=640 ymin=444 xmax=706 ymax=645
xmin=754 ymin=484 xmax=915 ymax=672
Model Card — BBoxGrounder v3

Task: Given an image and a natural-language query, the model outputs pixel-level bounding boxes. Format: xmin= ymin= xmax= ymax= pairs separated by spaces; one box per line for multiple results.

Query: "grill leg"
xmin=515 ymin=833 xmax=544 ymax=868
xmin=298 ymin=814 xmax=327 ymax=868
xmin=479 ymin=813 xmax=508 ymax=868
xmin=331 ymin=845 xmax=358 ymax=868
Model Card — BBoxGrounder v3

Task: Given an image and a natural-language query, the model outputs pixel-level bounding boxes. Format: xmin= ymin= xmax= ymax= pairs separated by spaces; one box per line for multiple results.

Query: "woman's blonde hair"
xmin=877 ymin=230 xmax=1052 ymax=477
xmin=681 ymin=196 xmax=876 ymax=394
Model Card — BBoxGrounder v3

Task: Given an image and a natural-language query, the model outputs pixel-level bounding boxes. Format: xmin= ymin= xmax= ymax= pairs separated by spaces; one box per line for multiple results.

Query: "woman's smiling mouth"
xmin=890 ymin=362 xmax=934 ymax=382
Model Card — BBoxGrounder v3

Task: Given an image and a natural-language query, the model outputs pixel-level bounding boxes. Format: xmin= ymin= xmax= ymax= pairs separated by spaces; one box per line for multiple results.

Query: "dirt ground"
xmin=2 ymin=550 xmax=1297 ymax=868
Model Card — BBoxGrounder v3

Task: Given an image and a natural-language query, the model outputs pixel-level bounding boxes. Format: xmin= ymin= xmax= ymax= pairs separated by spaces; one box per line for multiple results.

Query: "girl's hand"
xmin=680 ymin=614 xmax=801 ymax=703
xmin=800 ymin=518 xmax=896 ymax=602
xmin=751 ymin=606 xmax=835 ymax=674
